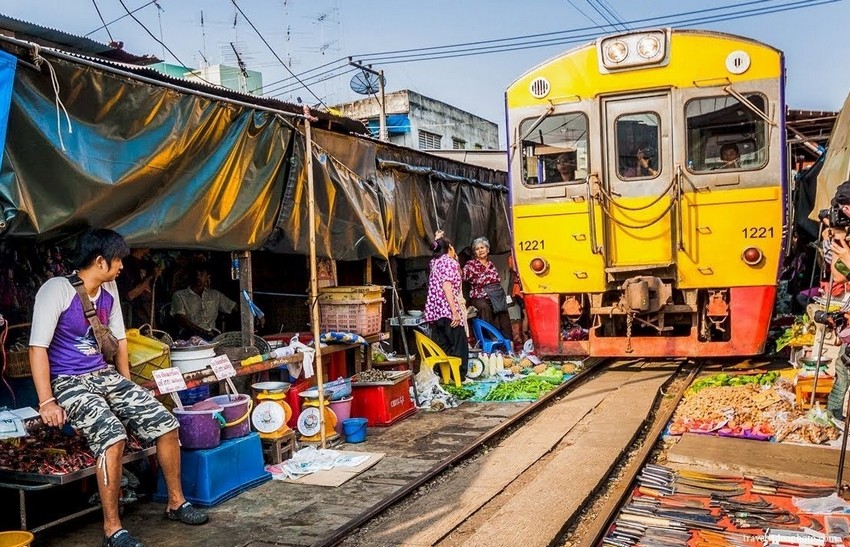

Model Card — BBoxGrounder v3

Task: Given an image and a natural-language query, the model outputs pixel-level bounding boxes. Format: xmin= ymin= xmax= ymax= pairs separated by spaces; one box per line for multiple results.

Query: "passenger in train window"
xmin=622 ymin=147 xmax=658 ymax=178
xmin=718 ymin=143 xmax=741 ymax=169
xmin=555 ymin=153 xmax=577 ymax=182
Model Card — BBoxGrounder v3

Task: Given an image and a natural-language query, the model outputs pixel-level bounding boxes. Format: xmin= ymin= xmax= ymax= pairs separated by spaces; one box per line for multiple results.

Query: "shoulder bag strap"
xmin=68 ymin=274 xmax=105 ymax=334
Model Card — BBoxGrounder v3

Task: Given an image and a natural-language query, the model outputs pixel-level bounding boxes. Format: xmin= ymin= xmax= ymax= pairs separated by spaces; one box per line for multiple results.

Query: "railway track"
xmin=315 ymin=358 xmax=699 ymax=547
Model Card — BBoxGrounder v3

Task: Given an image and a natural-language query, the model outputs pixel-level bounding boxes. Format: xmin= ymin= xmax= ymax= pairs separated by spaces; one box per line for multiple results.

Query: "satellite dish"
xmin=349 ymin=70 xmax=384 ymax=95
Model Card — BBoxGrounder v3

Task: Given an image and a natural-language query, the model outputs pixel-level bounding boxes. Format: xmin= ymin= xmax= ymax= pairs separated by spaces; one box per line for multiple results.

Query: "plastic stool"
xmin=471 ymin=318 xmax=513 ymax=354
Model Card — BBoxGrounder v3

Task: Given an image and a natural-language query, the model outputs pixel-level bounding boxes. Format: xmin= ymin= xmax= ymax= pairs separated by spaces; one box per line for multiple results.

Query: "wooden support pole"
xmin=238 ymin=251 xmax=254 ymax=348
xmin=304 ymin=116 xmax=327 ymax=448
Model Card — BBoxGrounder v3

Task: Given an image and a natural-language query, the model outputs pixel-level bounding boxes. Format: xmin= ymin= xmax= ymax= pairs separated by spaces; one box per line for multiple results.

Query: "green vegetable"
xmin=483 ymin=377 xmax=557 ymax=401
xmin=688 ymin=371 xmax=780 ymax=394
xmin=444 ymin=385 xmax=475 ymax=400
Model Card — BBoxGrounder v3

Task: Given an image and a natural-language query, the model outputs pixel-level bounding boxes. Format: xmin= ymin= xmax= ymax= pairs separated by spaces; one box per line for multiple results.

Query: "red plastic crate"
xmin=286 ymin=378 xmax=315 ymax=429
xmin=350 ymin=375 xmax=416 ymax=427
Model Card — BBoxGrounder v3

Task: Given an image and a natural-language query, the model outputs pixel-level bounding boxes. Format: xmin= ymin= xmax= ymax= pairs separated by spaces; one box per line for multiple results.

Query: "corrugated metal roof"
xmin=0 ymin=14 xmax=368 ymax=135
xmin=0 ymin=13 xmax=160 ymax=64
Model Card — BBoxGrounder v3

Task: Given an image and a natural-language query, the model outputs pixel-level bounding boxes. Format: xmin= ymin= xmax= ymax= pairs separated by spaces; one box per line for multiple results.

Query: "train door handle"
xmin=572 ymin=234 xmax=587 ymax=241
xmin=574 ymin=272 xmax=588 ymax=279
xmin=698 ymin=267 xmax=714 ymax=275
xmin=696 ymin=227 xmax=712 ymax=234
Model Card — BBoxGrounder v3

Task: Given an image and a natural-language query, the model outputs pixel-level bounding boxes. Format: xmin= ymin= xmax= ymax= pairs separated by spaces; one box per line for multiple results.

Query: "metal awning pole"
xmin=304 ymin=114 xmax=327 ymax=449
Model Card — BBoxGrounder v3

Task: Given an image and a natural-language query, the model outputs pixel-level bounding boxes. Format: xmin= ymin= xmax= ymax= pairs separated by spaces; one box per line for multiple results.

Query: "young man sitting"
xmin=30 ymin=229 xmax=208 ymax=547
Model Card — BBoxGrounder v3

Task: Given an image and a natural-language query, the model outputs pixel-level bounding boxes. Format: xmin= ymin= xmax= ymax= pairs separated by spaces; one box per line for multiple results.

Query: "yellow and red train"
xmin=507 ymin=28 xmax=786 ymax=357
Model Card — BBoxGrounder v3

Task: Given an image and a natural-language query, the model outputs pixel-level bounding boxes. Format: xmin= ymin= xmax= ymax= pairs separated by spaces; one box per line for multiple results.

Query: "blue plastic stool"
xmin=471 ymin=318 xmax=514 ymax=354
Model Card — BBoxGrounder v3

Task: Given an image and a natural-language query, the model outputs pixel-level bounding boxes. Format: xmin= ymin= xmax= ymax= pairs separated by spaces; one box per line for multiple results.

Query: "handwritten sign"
xmin=152 ymin=368 xmax=188 ymax=394
xmin=209 ymin=355 xmax=237 ymax=380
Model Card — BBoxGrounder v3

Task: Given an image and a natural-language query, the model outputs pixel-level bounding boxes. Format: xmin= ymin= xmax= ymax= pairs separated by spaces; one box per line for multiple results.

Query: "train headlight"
xmin=742 ymin=246 xmax=764 ymax=266
xmin=530 ymin=257 xmax=549 ymax=275
xmin=604 ymin=40 xmax=629 ymax=64
xmin=598 ymin=29 xmax=668 ymax=72
xmin=637 ymin=36 xmax=661 ymax=59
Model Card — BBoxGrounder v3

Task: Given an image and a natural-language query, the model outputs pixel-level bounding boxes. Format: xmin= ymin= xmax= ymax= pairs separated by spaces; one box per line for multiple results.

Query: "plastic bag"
xmin=793 ymin=493 xmax=850 ymax=514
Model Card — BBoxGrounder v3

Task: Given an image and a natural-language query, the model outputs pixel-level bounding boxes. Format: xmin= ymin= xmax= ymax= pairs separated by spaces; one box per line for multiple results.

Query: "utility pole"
xmin=348 ymin=59 xmax=386 ymax=141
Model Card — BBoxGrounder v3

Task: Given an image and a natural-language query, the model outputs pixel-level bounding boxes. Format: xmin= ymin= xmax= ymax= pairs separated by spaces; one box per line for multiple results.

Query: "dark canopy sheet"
xmin=0 ymin=56 xmax=291 ymax=249
xmin=266 ymin=128 xmax=510 ymax=259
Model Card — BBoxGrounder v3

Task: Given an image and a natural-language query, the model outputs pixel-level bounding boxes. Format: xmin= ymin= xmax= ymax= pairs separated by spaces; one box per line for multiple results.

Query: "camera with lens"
xmin=819 ymin=205 xmax=850 ymax=229
xmin=813 ymin=309 xmax=847 ymax=329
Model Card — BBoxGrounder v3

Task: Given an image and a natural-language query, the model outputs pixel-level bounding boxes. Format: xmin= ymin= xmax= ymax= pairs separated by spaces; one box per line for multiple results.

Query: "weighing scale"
xmin=251 ymin=382 xmax=293 ymax=440
xmin=297 ymin=395 xmax=338 ymax=443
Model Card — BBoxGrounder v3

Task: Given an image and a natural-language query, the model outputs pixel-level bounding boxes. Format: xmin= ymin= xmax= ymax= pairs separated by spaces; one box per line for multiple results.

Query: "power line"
xmin=567 ymin=0 xmax=605 ymax=28
xmin=264 ymin=0 xmax=788 ymax=96
xmin=89 ymin=0 xmax=114 ymax=43
xmin=584 ymin=0 xmax=622 ymax=32
xmin=115 ymin=0 xmax=186 ymax=70
xmin=85 ymin=0 xmax=158 ymax=37
xmin=358 ymin=0 xmax=837 ymax=65
xmin=351 ymin=0 xmax=806 ymax=61
xmin=593 ymin=0 xmax=630 ymax=31
xmin=258 ymin=0 xmax=835 ymax=100
xmin=229 ymin=0 xmax=328 ymax=109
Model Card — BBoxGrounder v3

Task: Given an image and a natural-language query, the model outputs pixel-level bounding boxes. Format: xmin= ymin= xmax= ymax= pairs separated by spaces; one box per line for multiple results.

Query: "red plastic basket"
xmin=318 ymin=298 xmax=383 ymax=335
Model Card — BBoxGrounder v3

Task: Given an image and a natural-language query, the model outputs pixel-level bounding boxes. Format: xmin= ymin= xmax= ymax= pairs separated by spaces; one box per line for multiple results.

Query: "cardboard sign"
xmin=209 ymin=355 xmax=237 ymax=380
xmin=152 ymin=368 xmax=188 ymax=394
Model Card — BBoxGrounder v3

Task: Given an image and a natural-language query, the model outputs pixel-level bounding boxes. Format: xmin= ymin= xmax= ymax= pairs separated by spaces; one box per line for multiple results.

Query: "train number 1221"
xmin=518 ymin=239 xmax=545 ymax=251
xmin=741 ymin=227 xmax=774 ymax=238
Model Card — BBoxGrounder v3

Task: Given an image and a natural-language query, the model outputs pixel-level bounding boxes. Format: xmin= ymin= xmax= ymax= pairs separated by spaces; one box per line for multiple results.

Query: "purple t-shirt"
xmin=30 ymin=277 xmax=126 ymax=377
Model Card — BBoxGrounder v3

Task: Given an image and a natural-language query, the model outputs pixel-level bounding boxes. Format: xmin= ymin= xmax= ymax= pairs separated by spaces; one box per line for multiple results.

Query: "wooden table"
xmin=142 ymin=332 xmax=389 ymax=396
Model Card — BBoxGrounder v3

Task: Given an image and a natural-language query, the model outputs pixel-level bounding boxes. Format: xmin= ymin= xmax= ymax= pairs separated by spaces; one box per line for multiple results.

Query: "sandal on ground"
xmin=103 ymin=528 xmax=144 ymax=547
xmin=164 ymin=501 xmax=209 ymax=525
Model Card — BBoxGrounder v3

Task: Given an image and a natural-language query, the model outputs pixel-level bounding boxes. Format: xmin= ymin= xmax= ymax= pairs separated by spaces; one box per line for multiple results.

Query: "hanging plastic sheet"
xmin=264 ymin=131 xmax=389 ymax=259
xmin=0 ymin=55 xmax=290 ymax=249
xmin=302 ymin=128 xmax=510 ymax=258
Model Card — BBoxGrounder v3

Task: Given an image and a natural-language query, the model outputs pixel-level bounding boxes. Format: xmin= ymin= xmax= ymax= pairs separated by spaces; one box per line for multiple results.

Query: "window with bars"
xmin=418 ymin=130 xmax=442 ymax=149
xmin=452 ymin=137 xmax=466 ymax=150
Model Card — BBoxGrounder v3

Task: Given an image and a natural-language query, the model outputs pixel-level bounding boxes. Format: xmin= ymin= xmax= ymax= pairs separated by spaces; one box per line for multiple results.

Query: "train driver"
xmin=554 ymin=153 xmax=577 ymax=182
xmin=719 ymin=143 xmax=741 ymax=169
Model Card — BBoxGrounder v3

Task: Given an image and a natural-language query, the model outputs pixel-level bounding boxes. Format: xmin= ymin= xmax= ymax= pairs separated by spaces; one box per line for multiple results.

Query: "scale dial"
xmin=252 ymin=401 xmax=287 ymax=433
xmin=297 ymin=406 xmax=323 ymax=437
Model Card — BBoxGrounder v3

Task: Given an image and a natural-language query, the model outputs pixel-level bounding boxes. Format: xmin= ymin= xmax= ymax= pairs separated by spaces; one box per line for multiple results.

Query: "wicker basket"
xmin=212 ymin=331 xmax=271 ymax=354
xmin=127 ymin=329 xmax=171 ymax=385
xmin=5 ymin=350 xmax=31 ymax=378
xmin=138 ymin=324 xmax=173 ymax=347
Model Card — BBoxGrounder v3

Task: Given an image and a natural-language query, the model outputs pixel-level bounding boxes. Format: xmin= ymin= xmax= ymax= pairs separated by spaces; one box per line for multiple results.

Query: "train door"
xmin=602 ymin=94 xmax=673 ymax=268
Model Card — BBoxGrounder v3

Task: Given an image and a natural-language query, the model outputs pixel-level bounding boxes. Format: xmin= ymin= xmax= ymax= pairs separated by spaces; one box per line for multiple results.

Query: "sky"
xmin=0 ymin=0 xmax=847 ymax=143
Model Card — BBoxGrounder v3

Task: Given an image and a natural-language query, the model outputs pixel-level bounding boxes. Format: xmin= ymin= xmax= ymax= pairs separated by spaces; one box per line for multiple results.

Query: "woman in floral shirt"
xmin=463 ymin=237 xmax=512 ymax=338
xmin=424 ymin=235 xmax=468 ymax=379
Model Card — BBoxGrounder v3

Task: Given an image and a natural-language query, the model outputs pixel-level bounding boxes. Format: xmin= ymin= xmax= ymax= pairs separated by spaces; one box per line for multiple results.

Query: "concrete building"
xmin=333 ymin=90 xmax=499 ymax=150
xmin=149 ymin=62 xmax=264 ymax=95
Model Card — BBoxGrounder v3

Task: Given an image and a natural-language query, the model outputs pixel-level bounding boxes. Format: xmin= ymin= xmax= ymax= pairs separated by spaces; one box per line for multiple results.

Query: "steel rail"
xmin=577 ymin=361 xmax=702 ymax=547
xmin=310 ymin=356 xmax=613 ymax=547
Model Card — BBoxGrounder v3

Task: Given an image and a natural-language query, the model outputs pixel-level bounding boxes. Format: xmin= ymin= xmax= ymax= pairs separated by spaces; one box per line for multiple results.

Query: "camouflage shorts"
xmin=52 ymin=367 xmax=179 ymax=456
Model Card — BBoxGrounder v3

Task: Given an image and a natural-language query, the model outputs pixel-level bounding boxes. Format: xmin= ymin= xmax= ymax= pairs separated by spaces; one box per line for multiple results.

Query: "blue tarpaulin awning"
xmin=366 ymin=114 xmax=410 ymax=136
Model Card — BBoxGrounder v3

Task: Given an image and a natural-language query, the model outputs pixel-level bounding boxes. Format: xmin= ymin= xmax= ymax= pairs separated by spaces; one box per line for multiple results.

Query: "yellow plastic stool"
xmin=414 ymin=330 xmax=463 ymax=387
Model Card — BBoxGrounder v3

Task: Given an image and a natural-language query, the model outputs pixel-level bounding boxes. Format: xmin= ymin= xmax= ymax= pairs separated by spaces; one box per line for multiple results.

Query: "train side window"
xmin=685 ymin=94 xmax=768 ymax=173
xmin=615 ymin=112 xmax=661 ymax=180
xmin=519 ymin=112 xmax=589 ymax=186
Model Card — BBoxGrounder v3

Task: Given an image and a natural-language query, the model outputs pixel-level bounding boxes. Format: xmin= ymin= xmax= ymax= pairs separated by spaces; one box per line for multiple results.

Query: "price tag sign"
xmin=209 ymin=355 xmax=237 ymax=380
xmin=152 ymin=368 xmax=188 ymax=394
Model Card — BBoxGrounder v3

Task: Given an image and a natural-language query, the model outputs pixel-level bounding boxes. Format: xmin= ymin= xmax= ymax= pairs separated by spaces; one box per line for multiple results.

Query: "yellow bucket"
xmin=0 ymin=531 xmax=34 ymax=547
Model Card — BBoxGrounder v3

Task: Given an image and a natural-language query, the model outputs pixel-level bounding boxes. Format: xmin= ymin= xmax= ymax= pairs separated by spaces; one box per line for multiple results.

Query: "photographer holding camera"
xmin=821 ymin=180 xmax=850 ymax=420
